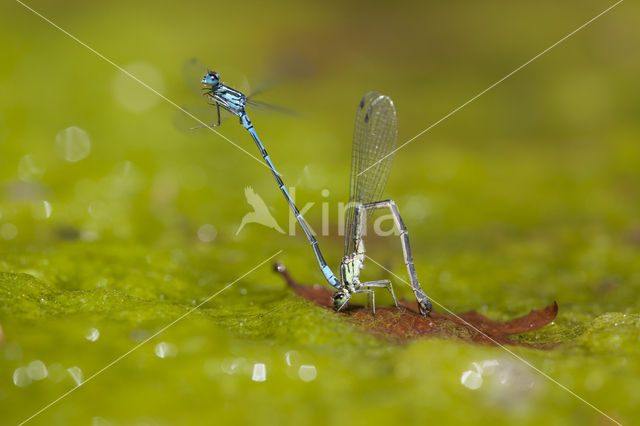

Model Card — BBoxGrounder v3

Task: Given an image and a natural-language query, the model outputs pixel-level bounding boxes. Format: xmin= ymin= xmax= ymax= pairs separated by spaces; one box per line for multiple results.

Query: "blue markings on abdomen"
xmin=241 ymin=112 xmax=341 ymax=289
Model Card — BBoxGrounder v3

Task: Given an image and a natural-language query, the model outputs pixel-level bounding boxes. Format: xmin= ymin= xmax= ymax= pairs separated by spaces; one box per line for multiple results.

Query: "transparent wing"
xmin=246 ymin=99 xmax=302 ymax=117
xmin=176 ymin=56 xmax=302 ymax=131
xmin=181 ymin=57 xmax=209 ymax=98
xmin=246 ymin=52 xmax=313 ymax=99
xmin=344 ymin=91 xmax=398 ymax=257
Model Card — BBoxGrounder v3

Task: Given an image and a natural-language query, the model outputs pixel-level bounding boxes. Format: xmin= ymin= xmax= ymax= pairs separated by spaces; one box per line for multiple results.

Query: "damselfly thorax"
xmin=340 ymin=243 xmax=366 ymax=291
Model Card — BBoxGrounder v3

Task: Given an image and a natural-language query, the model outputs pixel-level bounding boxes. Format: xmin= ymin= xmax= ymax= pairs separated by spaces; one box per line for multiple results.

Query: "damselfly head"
xmin=201 ymin=71 xmax=220 ymax=87
xmin=332 ymin=290 xmax=350 ymax=311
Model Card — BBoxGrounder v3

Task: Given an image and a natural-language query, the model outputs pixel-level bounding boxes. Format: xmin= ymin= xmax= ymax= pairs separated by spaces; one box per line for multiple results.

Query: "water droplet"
xmin=92 ymin=416 xmax=114 ymax=426
xmin=1 ymin=223 xmax=18 ymax=240
xmin=221 ymin=357 xmax=246 ymax=375
xmin=252 ymin=363 xmax=267 ymax=382
xmin=298 ymin=365 xmax=317 ymax=382
xmin=18 ymin=155 xmax=45 ymax=181
xmin=130 ymin=329 xmax=150 ymax=342
xmin=154 ymin=342 xmax=178 ymax=358
xmin=88 ymin=200 xmax=109 ymax=219
xmin=13 ymin=366 xmax=32 ymax=387
xmin=197 ymin=224 xmax=217 ymax=242
xmin=479 ymin=359 xmax=499 ymax=375
xmin=32 ymin=200 xmax=52 ymax=220
xmin=80 ymin=230 xmax=100 ymax=242
xmin=27 ymin=360 xmax=48 ymax=380
xmin=461 ymin=370 xmax=483 ymax=390
xmin=55 ymin=126 xmax=91 ymax=162
xmin=494 ymin=359 xmax=536 ymax=392
xmin=112 ymin=62 xmax=165 ymax=112
xmin=48 ymin=363 xmax=67 ymax=382
xmin=67 ymin=366 xmax=84 ymax=386
xmin=284 ymin=350 xmax=301 ymax=367
xmin=85 ymin=327 xmax=100 ymax=342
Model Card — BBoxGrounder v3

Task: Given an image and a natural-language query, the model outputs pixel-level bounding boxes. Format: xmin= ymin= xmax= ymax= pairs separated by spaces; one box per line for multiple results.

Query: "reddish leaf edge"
xmin=274 ymin=262 xmax=559 ymax=348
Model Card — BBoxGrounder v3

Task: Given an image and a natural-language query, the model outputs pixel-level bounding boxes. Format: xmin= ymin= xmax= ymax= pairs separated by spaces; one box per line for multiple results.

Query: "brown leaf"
xmin=274 ymin=263 xmax=558 ymax=348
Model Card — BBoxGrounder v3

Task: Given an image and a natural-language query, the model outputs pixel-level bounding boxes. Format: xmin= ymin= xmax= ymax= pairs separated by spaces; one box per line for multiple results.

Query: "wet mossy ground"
xmin=1 ymin=226 xmax=639 ymax=425
xmin=2 ymin=0 xmax=640 ymax=424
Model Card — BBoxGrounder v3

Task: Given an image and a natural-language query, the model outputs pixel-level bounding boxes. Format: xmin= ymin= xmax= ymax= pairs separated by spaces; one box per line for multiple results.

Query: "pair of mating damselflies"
xmin=190 ymin=66 xmax=432 ymax=316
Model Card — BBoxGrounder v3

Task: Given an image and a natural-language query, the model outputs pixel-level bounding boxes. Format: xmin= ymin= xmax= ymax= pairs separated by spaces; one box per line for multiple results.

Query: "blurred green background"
xmin=1 ymin=0 xmax=639 ymax=424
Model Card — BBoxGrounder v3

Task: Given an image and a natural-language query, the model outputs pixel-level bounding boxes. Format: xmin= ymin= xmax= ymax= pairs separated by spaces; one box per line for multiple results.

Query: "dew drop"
xmin=48 ymin=363 xmax=67 ymax=382
xmin=154 ymin=342 xmax=178 ymax=358
xmin=252 ymin=363 xmax=267 ymax=382
xmin=92 ymin=417 xmax=114 ymax=426
xmin=27 ymin=360 xmax=48 ymax=380
xmin=85 ymin=327 xmax=100 ymax=342
xmin=67 ymin=366 xmax=84 ymax=386
xmin=221 ymin=357 xmax=246 ymax=375
xmin=480 ymin=359 xmax=499 ymax=375
xmin=298 ymin=365 xmax=317 ymax=382
xmin=18 ymin=155 xmax=45 ymax=181
xmin=32 ymin=200 xmax=52 ymax=220
xmin=55 ymin=126 xmax=91 ymax=162
xmin=13 ymin=366 xmax=32 ymax=387
xmin=461 ymin=370 xmax=483 ymax=390
xmin=197 ymin=224 xmax=217 ymax=242
xmin=284 ymin=350 xmax=301 ymax=367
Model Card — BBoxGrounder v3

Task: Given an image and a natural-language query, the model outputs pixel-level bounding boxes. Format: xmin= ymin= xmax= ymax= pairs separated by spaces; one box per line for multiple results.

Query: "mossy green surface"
xmin=1 ymin=0 xmax=640 ymax=425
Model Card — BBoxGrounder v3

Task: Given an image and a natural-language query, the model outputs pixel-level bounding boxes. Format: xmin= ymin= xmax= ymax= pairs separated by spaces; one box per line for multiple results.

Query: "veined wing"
xmin=344 ymin=91 xmax=398 ymax=257
xmin=246 ymin=99 xmax=301 ymax=117
xmin=246 ymin=52 xmax=313 ymax=99
xmin=181 ymin=57 xmax=209 ymax=98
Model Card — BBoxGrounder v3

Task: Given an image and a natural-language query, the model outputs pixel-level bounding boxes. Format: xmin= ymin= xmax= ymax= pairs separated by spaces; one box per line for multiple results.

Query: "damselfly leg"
xmin=355 ymin=199 xmax=432 ymax=316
